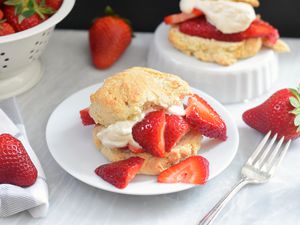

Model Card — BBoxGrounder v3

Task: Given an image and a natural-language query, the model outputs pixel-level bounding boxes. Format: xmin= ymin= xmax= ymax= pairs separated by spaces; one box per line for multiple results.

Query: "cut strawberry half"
xmin=157 ymin=156 xmax=209 ymax=184
xmin=79 ymin=108 xmax=95 ymax=126
xmin=186 ymin=94 xmax=227 ymax=140
xmin=179 ymin=17 xmax=279 ymax=45
xmin=164 ymin=115 xmax=190 ymax=152
xmin=164 ymin=8 xmax=203 ymax=25
xmin=132 ymin=110 xmax=166 ymax=158
xmin=128 ymin=144 xmax=145 ymax=154
xmin=95 ymin=157 xmax=144 ymax=189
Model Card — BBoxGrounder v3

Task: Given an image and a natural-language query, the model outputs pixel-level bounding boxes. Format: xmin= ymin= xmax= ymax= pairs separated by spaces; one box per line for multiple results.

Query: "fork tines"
xmin=246 ymin=131 xmax=291 ymax=175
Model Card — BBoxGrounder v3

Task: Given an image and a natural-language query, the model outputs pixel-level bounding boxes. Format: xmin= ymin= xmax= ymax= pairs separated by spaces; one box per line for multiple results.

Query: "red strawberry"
xmin=243 ymin=88 xmax=300 ymax=140
xmin=0 ymin=134 xmax=37 ymax=187
xmin=95 ymin=157 xmax=144 ymax=189
xmin=164 ymin=8 xmax=203 ymax=25
xmin=164 ymin=114 xmax=190 ymax=152
xmin=179 ymin=17 xmax=279 ymax=45
xmin=128 ymin=144 xmax=145 ymax=154
xmin=0 ymin=20 xmax=15 ymax=36
xmin=132 ymin=110 xmax=166 ymax=158
xmin=186 ymin=94 xmax=227 ymax=140
xmin=79 ymin=107 xmax=95 ymax=126
xmin=0 ymin=9 xmax=4 ymax=20
xmin=45 ymin=0 xmax=62 ymax=10
xmin=89 ymin=6 xmax=132 ymax=69
xmin=4 ymin=0 xmax=53 ymax=32
xmin=157 ymin=156 xmax=209 ymax=184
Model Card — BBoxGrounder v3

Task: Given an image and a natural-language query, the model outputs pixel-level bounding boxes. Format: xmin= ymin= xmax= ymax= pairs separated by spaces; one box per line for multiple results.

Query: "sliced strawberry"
xmin=179 ymin=17 xmax=279 ymax=45
xmin=128 ymin=144 xmax=145 ymax=154
xmin=157 ymin=156 xmax=209 ymax=184
xmin=132 ymin=110 xmax=166 ymax=158
xmin=79 ymin=107 xmax=95 ymax=126
xmin=243 ymin=19 xmax=279 ymax=45
xmin=186 ymin=94 xmax=227 ymax=140
xmin=164 ymin=8 xmax=203 ymax=25
xmin=95 ymin=157 xmax=144 ymax=189
xmin=164 ymin=115 xmax=190 ymax=152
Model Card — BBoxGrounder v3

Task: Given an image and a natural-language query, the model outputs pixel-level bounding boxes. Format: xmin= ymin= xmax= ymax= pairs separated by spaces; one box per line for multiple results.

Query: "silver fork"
xmin=198 ymin=131 xmax=291 ymax=225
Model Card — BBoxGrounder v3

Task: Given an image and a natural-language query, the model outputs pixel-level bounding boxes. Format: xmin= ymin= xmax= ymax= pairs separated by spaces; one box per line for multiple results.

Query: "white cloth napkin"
xmin=0 ymin=104 xmax=49 ymax=218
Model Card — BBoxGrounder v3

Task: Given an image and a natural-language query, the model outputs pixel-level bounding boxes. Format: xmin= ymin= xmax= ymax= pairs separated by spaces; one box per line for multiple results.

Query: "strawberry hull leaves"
xmin=4 ymin=0 xmax=54 ymax=31
xmin=289 ymin=87 xmax=300 ymax=132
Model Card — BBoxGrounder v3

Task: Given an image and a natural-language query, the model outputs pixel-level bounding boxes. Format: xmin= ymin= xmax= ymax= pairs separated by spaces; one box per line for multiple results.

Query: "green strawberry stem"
xmin=104 ymin=5 xmax=134 ymax=37
xmin=4 ymin=0 xmax=54 ymax=23
xmin=289 ymin=86 xmax=300 ymax=132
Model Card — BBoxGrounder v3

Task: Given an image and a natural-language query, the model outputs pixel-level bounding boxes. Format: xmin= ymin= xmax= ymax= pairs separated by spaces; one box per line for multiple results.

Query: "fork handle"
xmin=198 ymin=178 xmax=251 ymax=225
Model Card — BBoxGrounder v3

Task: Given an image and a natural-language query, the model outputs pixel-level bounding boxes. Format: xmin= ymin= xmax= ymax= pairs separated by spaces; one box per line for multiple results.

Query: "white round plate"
xmin=46 ymin=83 xmax=239 ymax=195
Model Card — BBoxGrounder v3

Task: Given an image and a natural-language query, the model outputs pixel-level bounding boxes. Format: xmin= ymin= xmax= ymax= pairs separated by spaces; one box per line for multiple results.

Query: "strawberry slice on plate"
xmin=79 ymin=107 xmax=95 ymax=126
xmin=186 ymin=94 xmax=227 ymax=140
xmin=132 ymin=110 xmax=166 ymax=158
xmin=157 ymin=156 xmax=209 ymax=184
xmin=95 ymin=157 xmax=144 ymax=189
xmin=164 ymin=114 xmax=190 ymax=152
xmin=164 ymin=8 xmax=203 ymax=25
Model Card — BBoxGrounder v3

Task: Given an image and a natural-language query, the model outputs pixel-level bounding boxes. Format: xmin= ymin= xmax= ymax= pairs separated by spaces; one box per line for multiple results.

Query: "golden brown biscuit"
xmin=168 ymin=26 xmax=289 ymax=66
xmin=93 ymin=126 xmax=202 ymax=175
xmin=89 ymin=67 xmax=191 ymax=127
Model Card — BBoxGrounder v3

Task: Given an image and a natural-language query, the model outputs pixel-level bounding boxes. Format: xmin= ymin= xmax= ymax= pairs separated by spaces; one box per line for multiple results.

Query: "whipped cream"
xmin=97 ymin=104 xmax=186 ymax=149
xmin=180 ymin=0 xmax=256 ymax=34
xmin=167 ymin=105 xmax=186 ymax=116
xmin=97 ymin=120 xmax=142 ymax=149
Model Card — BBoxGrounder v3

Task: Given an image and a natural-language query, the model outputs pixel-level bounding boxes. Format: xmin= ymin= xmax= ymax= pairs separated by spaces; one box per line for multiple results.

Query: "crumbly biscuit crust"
xmin=89 ymin=67 xmax=191 ymax=126
xmin=169 ymin=26 xmax=263 ymax=66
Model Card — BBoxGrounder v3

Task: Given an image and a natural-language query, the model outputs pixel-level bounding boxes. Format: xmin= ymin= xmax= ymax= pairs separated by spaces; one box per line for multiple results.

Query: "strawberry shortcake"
xmin=164 ymin=0 xmax=289 ymax=66
xmin=80 ymin=67 xmax=227 ymax=188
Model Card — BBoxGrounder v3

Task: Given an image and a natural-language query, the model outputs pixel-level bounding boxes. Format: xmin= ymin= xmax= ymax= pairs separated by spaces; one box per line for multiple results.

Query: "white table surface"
xmin=1 ymin=30 xmax=300 ymax=225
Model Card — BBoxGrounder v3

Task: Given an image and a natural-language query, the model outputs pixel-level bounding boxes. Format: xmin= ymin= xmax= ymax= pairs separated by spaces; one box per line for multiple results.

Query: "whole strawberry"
xmin=4 ymin=0 xmax=54 ymax=32
xmin=0 ymin=20 xmax=15 ymax=36
xmin=45 ymin=0 xmax=62 ymax=11
xmin=89 ymin=6 xmax=132 ymax=69
xmin=243 ymin=87 xmax=300 ymax=140
xmin=0 ymin=134 xmax=37 ymax=187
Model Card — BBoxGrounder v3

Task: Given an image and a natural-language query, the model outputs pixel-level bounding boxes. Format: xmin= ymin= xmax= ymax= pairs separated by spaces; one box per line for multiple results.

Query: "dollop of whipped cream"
xmin=97 ymin=120 xmax=142 ymax=149
xmin=167 ymin=105 xmax=186 ymax=116
xmin=97 ymin=104 xmax=186 ymax=149
xmin=180 ymin=0 xmax=256 ymax=34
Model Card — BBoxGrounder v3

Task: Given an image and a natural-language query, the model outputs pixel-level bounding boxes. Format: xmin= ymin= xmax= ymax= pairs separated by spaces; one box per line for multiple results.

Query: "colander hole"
xmin=4 ymin=58 xmax=9 ymax=61
xmin=42 ymin=32 xmax=46 ymax=36
xmin=35 ymin=49 xmax=39 ymax=53
xmin=35 ymin=41 xmax=39 ymax=45
xmin=0 ymin=52 xmax=5 ymax=56
xmin=2 ymin=65 xmax=7 ymax=68
xmin=30 ymin=50 xmax=34 ymax=53
xmin=39 ymin=42 xmax=43 ymax=46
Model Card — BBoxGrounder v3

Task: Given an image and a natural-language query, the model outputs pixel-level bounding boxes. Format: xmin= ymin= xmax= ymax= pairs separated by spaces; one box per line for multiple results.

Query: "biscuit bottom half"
xmin=93 ymin=125 xmax=203 ymax=175
xmin=168 ymin=26 xmax=289 ymax=66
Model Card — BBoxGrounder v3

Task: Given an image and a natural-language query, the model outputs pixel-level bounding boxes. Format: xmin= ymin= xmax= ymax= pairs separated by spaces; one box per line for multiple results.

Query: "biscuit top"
xmin=89 ymin=67 xmax=191 ymax=126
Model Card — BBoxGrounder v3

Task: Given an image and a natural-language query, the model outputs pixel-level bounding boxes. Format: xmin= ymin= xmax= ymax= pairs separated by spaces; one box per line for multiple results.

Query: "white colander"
xmin=0 ymin=0 xmax=75 ymax=100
